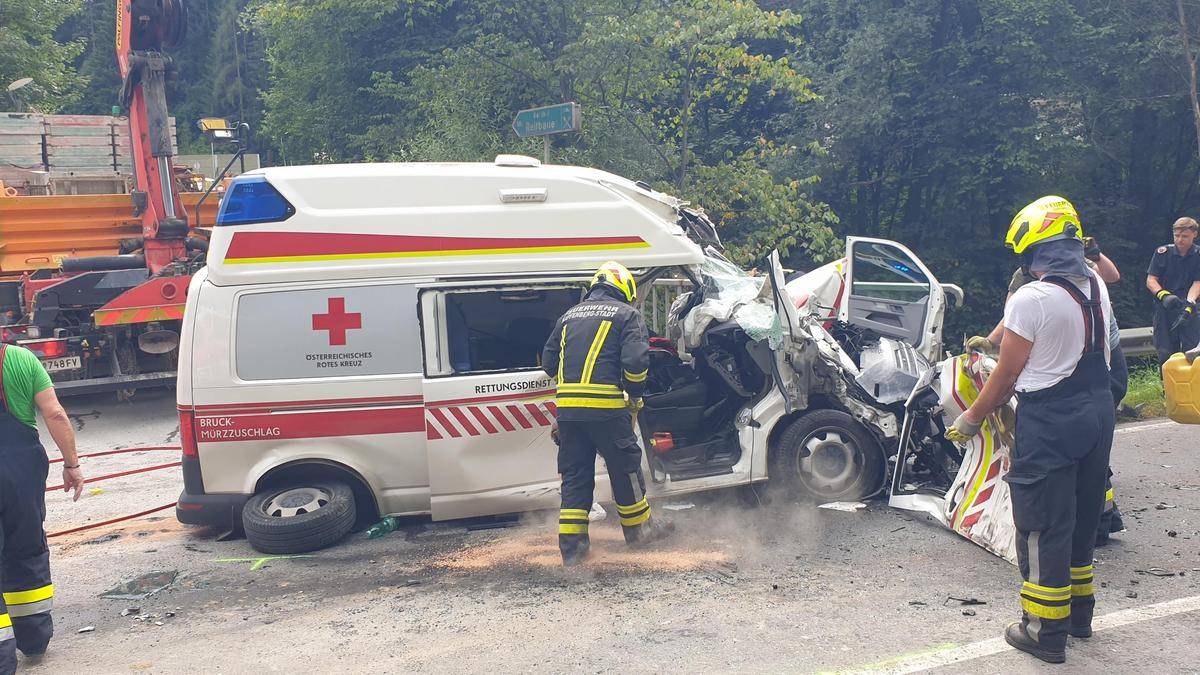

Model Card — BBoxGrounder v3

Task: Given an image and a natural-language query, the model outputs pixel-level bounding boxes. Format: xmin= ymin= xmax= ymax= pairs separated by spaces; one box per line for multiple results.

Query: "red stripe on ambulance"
xmin=194 ymin=407 xmax=423 ymax=443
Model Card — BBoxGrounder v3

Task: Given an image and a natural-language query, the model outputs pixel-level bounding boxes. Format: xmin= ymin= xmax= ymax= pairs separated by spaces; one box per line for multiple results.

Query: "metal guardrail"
xmin=1119 ymin=326 xmax=1154 ymax=357
xmin=644 ymin=278 xmax=691 ymax=335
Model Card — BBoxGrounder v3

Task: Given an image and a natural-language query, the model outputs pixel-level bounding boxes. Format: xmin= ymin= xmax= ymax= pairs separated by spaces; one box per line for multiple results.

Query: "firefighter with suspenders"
xmin=1 ymin=344 xmax=85 ymax=673
xmin=947 ymin=197 xmax=1116 ymax=664
xmin=542 ymin=262 xmax=673 ymax=566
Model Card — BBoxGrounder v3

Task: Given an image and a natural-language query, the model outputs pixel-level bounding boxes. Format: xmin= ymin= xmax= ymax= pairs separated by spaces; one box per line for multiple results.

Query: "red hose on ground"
xmin=49 ymin=445 xmax=181 ymax=464
xmin=45 ymin=461 xmax=181 ymax=492
xmin=44 ymin=446 xmax=186 ymax=539
xmin=47 ymin=502 xmax=177 ymax=538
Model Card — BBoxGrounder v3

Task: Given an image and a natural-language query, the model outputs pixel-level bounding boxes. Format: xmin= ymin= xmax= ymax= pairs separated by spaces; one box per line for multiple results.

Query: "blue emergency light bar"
xmin=216 ymin=176 xmax=295 ymax=226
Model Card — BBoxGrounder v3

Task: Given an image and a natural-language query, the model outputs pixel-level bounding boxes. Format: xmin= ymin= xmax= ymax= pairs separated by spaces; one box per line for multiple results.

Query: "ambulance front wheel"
xmin=771 ymin=409 xmax=885 ymax=502
xmin=242 ymin=481 xmax=357 ymax=554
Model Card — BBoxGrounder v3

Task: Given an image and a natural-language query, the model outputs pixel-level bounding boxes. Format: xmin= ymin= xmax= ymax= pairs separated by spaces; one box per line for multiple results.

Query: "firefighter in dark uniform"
xmin=1 ymin=344 xmax=85 ymax=673
xmin=947 ymin=196 xmax=1115 ymax=664
xmin=542 ymin=261 xmax=672 ymax=566
xmin=1147 ymin=217 xmax=1200 ymax=365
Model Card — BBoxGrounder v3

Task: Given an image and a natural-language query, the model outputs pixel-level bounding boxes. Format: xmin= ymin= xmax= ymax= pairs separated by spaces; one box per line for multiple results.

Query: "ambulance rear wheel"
xmin=242 ymin=481 xmax=356 ymax=554
xmin=771 ymin=409 xmax=885 ymax=502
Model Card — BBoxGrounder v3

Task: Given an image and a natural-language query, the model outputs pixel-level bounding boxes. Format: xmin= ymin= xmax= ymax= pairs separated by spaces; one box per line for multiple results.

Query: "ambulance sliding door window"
xmin=426 ymin=286 xmax=581 ymax=376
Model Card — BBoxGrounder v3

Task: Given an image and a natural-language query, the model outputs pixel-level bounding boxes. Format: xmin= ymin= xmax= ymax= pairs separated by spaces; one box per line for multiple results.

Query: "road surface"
xmin=22 ymin=391 xmax=1200 ymax=673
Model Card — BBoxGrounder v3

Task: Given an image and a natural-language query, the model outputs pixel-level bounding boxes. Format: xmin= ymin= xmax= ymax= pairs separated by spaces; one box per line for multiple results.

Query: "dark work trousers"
xmin=1097 ymin=344 xmax=1128 ymax=543
xmin=1008 ymin=351 xmax=1114 ymax=652
xmin=557 ymin=413 xmax=653 ymax=560
xmin=0 ymin=406 xmax=54 ymax=675
xmin=1153 ymin=305 xmax=1200 ymax=365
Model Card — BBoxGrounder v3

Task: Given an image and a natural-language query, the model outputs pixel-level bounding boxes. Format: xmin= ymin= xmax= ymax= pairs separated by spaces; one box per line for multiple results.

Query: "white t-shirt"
xmin=1003 ymin=270 xmax=1113 ymax=393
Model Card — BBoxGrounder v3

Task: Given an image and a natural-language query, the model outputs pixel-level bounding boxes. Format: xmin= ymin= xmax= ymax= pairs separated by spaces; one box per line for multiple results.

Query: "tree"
xmin=1 ymin=0 xmax=85 ymax=112
xmin=336 ymin=0 xmax=840 ymax=265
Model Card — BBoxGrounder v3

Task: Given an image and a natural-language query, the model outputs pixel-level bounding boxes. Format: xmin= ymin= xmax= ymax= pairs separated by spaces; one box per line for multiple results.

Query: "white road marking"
xmin=841 ymin=594 xmax=1200 ymax=674
xmin=1115 ymin=421 xmax=1177 ymax=435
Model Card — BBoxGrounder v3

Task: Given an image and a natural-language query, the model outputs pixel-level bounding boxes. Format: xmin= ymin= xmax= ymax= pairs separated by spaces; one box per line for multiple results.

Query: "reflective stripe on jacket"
xmin=541 ymin=288 xmax=649 ymax=412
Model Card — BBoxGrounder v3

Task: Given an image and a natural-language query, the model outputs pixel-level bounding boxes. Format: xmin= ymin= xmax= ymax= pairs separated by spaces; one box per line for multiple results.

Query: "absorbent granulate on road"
xmin=433 ymin=524 xmax=729 ymax=571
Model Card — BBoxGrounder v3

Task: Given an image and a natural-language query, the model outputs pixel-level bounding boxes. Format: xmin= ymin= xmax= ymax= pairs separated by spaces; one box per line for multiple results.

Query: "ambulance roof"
xmin=203 ymin=158 xmax=708 ymax=287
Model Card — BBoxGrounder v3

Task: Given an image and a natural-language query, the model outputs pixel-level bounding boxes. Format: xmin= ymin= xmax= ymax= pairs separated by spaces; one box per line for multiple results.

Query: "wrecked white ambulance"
xmin=175 ymin=156 xmax=1014 ymax=560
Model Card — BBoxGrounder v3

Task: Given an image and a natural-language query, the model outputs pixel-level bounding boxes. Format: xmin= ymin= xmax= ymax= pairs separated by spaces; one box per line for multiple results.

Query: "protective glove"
xmin=626 ymin=397 xmax=644 ymax=413
xmin=944 ymin=413 xmax=983 ymax=444
xmin=1083 ymin=236 xmax=1102 ymax=261
xmin=550 ymin=420 xmax=560 ymax=447
xmin=1158 ymin=290 xmax=1184 ymax=313
xmin=965 ymin=335 xmax=995 ymax=353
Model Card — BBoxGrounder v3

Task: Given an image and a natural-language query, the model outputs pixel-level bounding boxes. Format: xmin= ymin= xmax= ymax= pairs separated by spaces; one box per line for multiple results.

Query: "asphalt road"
xmin=21 ymin=392 xmax=1200 ymax=673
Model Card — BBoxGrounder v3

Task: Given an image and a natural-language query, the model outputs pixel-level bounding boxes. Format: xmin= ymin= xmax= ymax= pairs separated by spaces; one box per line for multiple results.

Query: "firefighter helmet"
xmin=591 ymin=261 xmax=637 ymax=303
xmin=1005 ymin=196 xmax=1084 ymax=254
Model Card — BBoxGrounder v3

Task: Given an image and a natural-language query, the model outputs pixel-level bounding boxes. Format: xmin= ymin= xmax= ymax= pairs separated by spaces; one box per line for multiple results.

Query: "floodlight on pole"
xmin=7 ymin=78 xmax=34 ymax=112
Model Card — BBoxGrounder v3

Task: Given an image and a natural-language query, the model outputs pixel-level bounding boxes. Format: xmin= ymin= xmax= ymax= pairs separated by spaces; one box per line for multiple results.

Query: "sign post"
xmin=512 ymin=102 xmax=581 ymax=164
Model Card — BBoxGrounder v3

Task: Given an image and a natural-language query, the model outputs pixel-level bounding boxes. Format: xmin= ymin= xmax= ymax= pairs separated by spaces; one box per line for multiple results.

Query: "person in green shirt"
xmin=1 ymin=343 xmax=84 ymax=672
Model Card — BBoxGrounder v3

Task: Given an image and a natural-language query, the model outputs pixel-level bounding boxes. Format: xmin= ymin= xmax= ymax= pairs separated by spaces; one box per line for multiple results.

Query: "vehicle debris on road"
xmin=817 ymin=502 xmax=867 ymax=512
xmin=945 ymin=596 xmax=987 ymax=606
xmin=1135 ymin=568 xmax=1178 ymax=577
xmin=100 ymin=570 xmax=178 ymax=600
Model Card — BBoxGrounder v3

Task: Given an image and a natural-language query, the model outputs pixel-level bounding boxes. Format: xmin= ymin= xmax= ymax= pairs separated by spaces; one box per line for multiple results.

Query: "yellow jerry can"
xmin=1163 ymin=352 xmax=1200 ymax=424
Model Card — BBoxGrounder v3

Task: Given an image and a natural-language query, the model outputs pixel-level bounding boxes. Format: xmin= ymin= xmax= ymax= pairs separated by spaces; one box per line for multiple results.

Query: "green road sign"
xmin=512 ymin=103 xmax=581 ymax=138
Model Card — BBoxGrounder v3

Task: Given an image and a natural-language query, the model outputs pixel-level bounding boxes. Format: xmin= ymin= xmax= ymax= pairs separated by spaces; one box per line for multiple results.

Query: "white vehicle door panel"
xmin=840 ymin=237 xmax=947 ymax=361
xmin=419 ymin=283 xmax=615 ymax=520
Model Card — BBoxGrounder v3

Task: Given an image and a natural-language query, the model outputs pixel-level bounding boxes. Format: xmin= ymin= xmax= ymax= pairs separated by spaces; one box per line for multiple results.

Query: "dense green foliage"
xmin=1 ymin=0 xmax=86 ymax=111
xmin=18 ymin=0 xmax=1200 ymax=336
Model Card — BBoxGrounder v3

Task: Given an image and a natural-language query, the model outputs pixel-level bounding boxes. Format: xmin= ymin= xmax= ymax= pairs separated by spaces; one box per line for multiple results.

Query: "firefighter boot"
xmin=560 ymin=535 xmax=591 ymax=567
xmin=625 ymin=515 xmax=675 ymax=547
xmin=1005 ymin=622 xmax=1066 ymax=664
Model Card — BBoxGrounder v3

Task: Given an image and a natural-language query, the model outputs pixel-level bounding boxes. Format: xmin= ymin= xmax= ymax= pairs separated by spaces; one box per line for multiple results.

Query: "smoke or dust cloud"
xmin=432 ymin=485 xmax=826 ymax=573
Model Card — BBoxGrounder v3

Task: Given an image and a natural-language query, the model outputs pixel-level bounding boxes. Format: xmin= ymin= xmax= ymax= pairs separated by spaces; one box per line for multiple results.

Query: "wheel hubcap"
xmin=798 ymin=429 xmax=862 ymax=495
xmin=263 ymin=487 xmax=330 ymax=518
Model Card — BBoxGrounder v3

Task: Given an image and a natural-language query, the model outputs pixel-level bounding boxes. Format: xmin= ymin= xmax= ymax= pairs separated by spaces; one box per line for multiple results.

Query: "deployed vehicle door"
xmin=419 ymin=280 xmax=584 ymax=520
xmin=840 ymin=237 xmax=947 ymax=361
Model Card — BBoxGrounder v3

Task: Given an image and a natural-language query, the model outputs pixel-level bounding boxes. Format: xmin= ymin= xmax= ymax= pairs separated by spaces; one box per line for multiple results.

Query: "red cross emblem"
xmin=311 ymin=297 xmax=362 ymax=346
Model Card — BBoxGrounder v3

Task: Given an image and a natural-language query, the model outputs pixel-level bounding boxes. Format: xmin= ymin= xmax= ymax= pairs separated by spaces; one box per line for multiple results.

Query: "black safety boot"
xmin=1005 ymin=622 xmax=1066 ymax=664
xmin=560 ymin=537 xmax=591 ymax=567
xmin=1068 ymin=625 xmax=1092 ymax=639
xmin=626 ymin=517 xmax=675 ymax=547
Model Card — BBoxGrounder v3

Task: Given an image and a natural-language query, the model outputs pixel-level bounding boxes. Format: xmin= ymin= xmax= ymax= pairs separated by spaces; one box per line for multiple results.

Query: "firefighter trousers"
xmin=1008 ymin=353 xmax=1113 ymax=652
xmin=1097 ymin=344 xmax=1128 ymax=543
xmin=557 ymin=414 xmax=653 ymax=559
xmin=0 ymin=420 xmax=54 ymax=675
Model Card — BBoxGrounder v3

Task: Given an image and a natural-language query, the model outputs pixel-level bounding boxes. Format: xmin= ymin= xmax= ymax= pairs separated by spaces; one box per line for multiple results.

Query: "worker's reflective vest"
xmin=542 ymin=290 xmax=649 ymax=413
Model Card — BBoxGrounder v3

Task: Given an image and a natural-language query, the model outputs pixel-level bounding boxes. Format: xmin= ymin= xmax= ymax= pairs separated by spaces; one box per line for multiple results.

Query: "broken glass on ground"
xmin=100 ymin=570 xmax=178 ymax=600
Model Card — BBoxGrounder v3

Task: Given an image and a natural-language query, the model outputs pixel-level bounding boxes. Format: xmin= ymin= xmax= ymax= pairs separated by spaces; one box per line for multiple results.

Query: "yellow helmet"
xmin=1005 ymin=196 xmax=1084 ymax=254
xmin=591 ymin=261 xmax=637 ymax=303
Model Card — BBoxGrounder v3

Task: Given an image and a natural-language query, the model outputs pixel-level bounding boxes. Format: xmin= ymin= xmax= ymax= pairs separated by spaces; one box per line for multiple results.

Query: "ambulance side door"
xmin=419 ymin=281 xmax=587 ymax=520
xmin=839 ymin=237 xmax=948 ymax=361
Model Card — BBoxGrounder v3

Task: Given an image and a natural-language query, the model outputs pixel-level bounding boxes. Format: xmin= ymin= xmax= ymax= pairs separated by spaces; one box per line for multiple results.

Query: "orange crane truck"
xmin=0 ymin=0 xmax=238 ymax=397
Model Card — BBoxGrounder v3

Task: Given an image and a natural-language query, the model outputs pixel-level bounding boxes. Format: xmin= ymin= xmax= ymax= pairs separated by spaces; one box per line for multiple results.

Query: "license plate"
xmin=41 ymin=356 xmax=82 ymax=372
